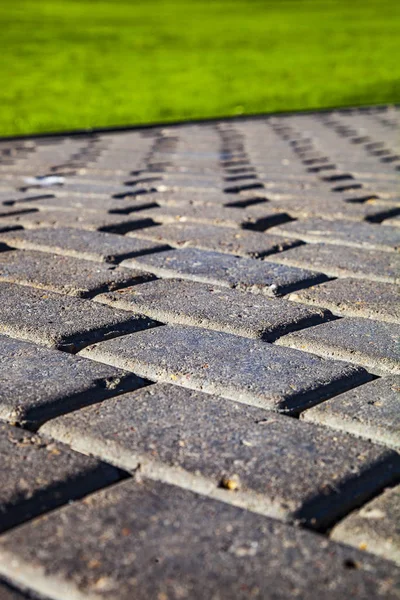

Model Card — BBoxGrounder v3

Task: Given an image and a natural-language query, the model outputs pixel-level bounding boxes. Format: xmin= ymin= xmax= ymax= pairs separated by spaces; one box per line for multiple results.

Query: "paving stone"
xmin=130 ymin=223 xmax=300 ymax=257
xmin=276 ymin=318 xmax=400 ymax=375
xmin=0 ymin=335 xmax=145 ymax=425
xmin=271 ymin=218 xmax=400 ymax=252
xmin=122 ymin=248 xmax=327 ymax=296
xmin=267 ymin=243 xmax=400 ymax=283
xmin=0 ymin=422 xmax=119 ymax=533
xmin=80 ymin=325 xmax=371 ymax=413
xmin=0 ymin=282 xmax=158 ymax=352
xmin=289 ymin=278 xmax=400 ymax=323
xmin=266 ymin=196 xmax=398 ymax=222
xmin=42 ymin=382 xmax=400 ymax=529
xmin=95 ymin=278 xmax=331 ymax=340
xmin=0 ymin=249 xmax=153 ymax=297
xmin=136 ymin=204 xmax=290 ymax=230
xmin=302 ymin=376 xmax=400 ymax=450
xmin=0 ymin=209 xmax=156 ymax=234
xmin=16 ymin=194 xmax=157 ymax=213
xmin=0 ymin=478 xmax=399 ymax=600
xmin=331 ymin=485 xmax=400 ymax=566
xmin=0 ymin=226 xmax=167 ymax=263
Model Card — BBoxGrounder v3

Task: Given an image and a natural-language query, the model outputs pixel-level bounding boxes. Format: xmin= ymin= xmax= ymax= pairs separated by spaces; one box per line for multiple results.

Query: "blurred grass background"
xmin=0 ymin=0 xmax=399 ymax=136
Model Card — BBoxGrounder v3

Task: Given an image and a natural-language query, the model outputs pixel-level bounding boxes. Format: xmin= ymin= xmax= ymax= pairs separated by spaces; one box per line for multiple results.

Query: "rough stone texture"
xmin=331 ymin=485 xmax=400 ymax=566
xmin=0 ymin=478 xmax=399 ymax=600
xmin=0 ymin=335 xmax=145 ymax=425
xmin=271 ymin=218 xmax=400 ymax=252
xmin=0 ymin=282 xmax=158 ymax=351
xmin=0 ymin=226 xmax=166 ymax=263
xmin=95 ymin=278 xmax=331 ymax=340
xmin=80 ymin=325 xmax=371 ymax=413
xmin=1 ymin=109 xmax=399 ymax=595
xmin=289 ymin=278 xmax=400 ymax=323
xmin=41 ymin=383 xmax=400 ymax=529
xmin=301 ymin=376 xmax=400 ymax=449
xmin=131 ymin=222 xmax=300 ymax=257
xmin=0 ymin=249 xmax=152 ymax=297
xmin=276 ymin=318 xmax=400 ymax=375
xmin=268 ymin=243 xmax=400 ymax=283
xmin=122 ymin=247 xmax=327 ymax=296
xmin=0 ymin=422 xmax=119 ymax=533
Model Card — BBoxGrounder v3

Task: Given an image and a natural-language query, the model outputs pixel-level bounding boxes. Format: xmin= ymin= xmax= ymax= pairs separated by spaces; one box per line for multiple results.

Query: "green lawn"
xmin=0 ymin=0 xmax=399 ymax=136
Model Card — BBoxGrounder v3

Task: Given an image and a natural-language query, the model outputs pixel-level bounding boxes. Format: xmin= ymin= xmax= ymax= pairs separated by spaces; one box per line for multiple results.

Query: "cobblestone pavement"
xmin=0 ymin=106 xmax=399 ymax=600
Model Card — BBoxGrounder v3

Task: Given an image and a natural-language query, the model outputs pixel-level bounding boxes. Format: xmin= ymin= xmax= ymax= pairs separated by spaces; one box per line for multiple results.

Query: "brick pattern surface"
xmin=0 ymin=108 xmax=399 ymax=598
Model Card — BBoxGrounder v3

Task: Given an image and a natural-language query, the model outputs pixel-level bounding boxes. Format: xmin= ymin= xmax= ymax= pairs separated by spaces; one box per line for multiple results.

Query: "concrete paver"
xmin=0 ymin=282 xmax=159 ymax=351
xmin=79 ymin=324 xmax=371 ymax=413
xmin=301 ymin=376 xmax=400 ymax=449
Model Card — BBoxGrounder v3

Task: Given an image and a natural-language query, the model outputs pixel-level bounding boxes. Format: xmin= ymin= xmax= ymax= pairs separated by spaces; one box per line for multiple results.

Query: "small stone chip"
xmin=331 ymin=485 xmax=400 ymax=566
xmin=0 ymin=422 xmax=119 ymax=533
xmin=301 ymin=376 xmax=400 ymax=450
xmin=122 ymin=247 xmax=327 ymax=296
xmin=0 ymin=479 xmax=398 ymax=600
xmin=79 ymin=325 xmax=370 ymax=413
xmin=289 ymin=278 xmax=400 ymax=323
xmin=0 ymin=282 xmax=159 ymax=352
xmin=95 ymin=278 xmax=330 ymax=340
xmin=276 ymin=318 xmax=400 ymax=375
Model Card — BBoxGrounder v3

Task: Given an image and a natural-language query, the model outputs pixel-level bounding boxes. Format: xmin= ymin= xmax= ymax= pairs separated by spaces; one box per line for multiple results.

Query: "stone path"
xmin=0 ymin=106 xmax=399 ymax=599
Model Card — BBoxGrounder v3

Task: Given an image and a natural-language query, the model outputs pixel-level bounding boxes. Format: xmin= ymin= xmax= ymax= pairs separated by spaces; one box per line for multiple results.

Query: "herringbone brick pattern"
xmin=0 ymin=106 xmax=399 ymax=599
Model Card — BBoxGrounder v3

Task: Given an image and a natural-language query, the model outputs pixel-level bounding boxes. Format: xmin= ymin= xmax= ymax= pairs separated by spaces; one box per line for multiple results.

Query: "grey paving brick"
xmin=0 ymin=249 xmax=153 ymax=298
xmin=302 ymin=376 xmax=400 ymax=450
xmin=266 ymin=196 xmax=398 ymax=222
xmin=271 ymin=218 xmax=400 ymax=252
xmin=331 ymin=485 xmax=400 ymax=566
xmin=136 ymin=204 xmax=289 ymax=230
xmin=131 ymin=223 xmax=300 ymax=257
xmin=267 ymin=243 xmax=400 ymax=283
xmin=15 ymin=194 xmax=157 ymax=213
xmin=0 ymin=335 xmax=145 ymax=425
xmin=0 ymin=226 xmax=166 ymax=263
xmin=122 ymin=248 xmax=327 ymax=296
xmin=42 ymin=382 xmax=400 ymax=529
xmin=0 ymin=209 xmax=155 ymax=234
xmin=276 ymin=318 xmax=400 ymax=375
xmin=0 ymin=478 xmax=399 ymax=600
xmin=0 ymin=282 xmax=158 ymax=352
xmin=95 ymin=278 xmax=330 ymax=340
xmin=0 ymin=422 xmax=119 ymax=533
xmin=80 ymin=325 xmax=370 ymax=413
xmin=144 ymin=190 xmax=243 ymax=207
xmin=289 ymin=278 xmax=400 ymax=323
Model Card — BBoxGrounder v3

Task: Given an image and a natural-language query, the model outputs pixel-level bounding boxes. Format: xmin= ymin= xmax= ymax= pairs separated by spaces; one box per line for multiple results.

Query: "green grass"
xmin=0 ymin=0 xmax=399 ymax=136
